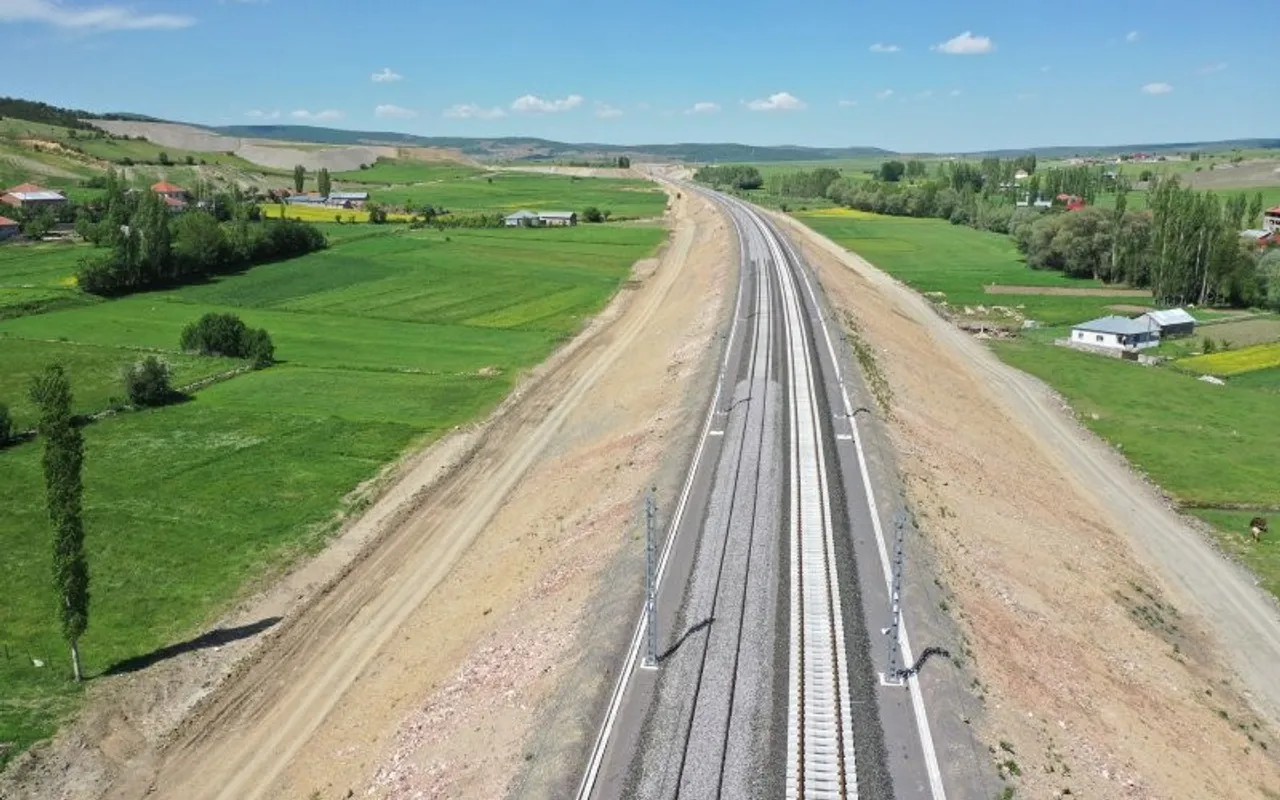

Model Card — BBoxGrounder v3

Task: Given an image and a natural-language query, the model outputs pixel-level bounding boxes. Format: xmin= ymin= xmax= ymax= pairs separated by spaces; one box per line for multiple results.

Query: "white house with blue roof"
xmin=1070 ymin=315 xmax=1161 ymax=351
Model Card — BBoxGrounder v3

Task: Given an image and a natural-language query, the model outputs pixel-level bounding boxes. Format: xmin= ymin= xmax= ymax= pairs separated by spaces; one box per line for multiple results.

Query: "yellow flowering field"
xmin=1179 ymin=342 xmax=1280 ymax=376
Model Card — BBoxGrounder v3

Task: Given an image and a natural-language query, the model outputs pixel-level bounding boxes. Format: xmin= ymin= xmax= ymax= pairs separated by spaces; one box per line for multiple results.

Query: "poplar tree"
xmin=30 ymin=365 xmax=90 ymax=682
xmin=293 ymin=164 xmax=306 ymax=194
xmin=317 ymin=168 xmax=331 ymax=199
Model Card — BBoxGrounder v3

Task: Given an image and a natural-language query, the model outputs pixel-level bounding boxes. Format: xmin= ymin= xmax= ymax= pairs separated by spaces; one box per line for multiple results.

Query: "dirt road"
xmin=775 ymin=210 xmax=1280 ymax=798
xmin=50 ymin=188 xmax=729 ymax=800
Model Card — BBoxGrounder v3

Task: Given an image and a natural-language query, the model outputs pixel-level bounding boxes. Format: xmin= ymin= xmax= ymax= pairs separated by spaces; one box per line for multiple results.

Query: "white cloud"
xmin=375 ymin=104 xmax=416 ymax=119
xmin=636 ymin=102 xmax=651 ymax=111
xmin=1141 ymin=82 xmax=1173 ymax=95
xmin=932 ymin=31 xmax=994 ymax=55
xmin=949 ymin=89 xmax=963 ymax=97
xmin=917 ymin=90 xmax=934 ymax=100
xmin=595 ymin=103 xmax=623 ymax=119
xmin=443 ymin=103 xmax=506 ymax=120
xmin=837 ymin=99 xmax=857 ymax=108
xmin=875 ymin=89 xmax=894 ymax=100
xmin=1125 ymin=30 xmax=1140 ymax=43
xmin=371 ymin=67 xmax=402 ymax=83
xmin=685 ymin=101 xmax=721 ymax=115
xmin=244 ymin=109 xmax=281 ymax=120
xmin=869 ymin=43 xmax=900 ymax=53
xmin=744 ymin=91 xmax=806 ymax=112
xmin=290 ymin=109 xmax=343 ymax=122
xmin=0 ymin=0 xmax=195 ymax=30
xmin=1197 ymin=62 xmax=1227 ymax=74
xmin=511 ymin=94 xmax=584 ymax=113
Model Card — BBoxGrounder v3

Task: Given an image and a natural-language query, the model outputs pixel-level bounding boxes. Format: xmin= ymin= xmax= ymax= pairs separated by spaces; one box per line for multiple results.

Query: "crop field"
xmin=372 ymin=171 xmax=668 ymax=218
xmin=259 ymin=203 xmax=415 ymax=224
xmin=0 ymin=242 xmax=99 ymax=319
xmin=0 ymin=221 xmax=664 ymax=766
xmin=332 ymin=158 xmax=483 ymax=185
xmin=796 ymin=211 xmax=1150 ymax=325
xmin=1179 ymin=342 xmax=1280 ymax=376
xmin=1090 ymin=185 xmax=1280 ymax=213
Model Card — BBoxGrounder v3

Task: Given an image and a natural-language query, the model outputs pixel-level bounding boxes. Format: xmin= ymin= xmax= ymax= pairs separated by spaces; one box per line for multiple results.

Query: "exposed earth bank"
xmin=775 ymin=210 xmax=1280 ymax=799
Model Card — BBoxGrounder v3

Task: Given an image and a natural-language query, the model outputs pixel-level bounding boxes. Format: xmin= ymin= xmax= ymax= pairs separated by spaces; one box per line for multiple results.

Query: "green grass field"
xmin=372 ymin=171 xmax=668 ymax=218
xmin=1091 ymin=185 xmax=1280 ymax=213
xmin=0 ymin=242 xmax=100 ymax=319
xmin=332 ymin=158 xmax=483 ymax=185
xmin=0 ymin=221 xmax=665 ymax=768
xmin=795 ymin=211 xmax=1151 ymax=325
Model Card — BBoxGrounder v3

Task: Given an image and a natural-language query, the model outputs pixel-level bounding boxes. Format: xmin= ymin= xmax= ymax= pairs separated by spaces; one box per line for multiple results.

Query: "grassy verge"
xmin=371 ymin=171 xmax=668 ymax=218
xmin=0 ymin=221 xmax=665 ymax=768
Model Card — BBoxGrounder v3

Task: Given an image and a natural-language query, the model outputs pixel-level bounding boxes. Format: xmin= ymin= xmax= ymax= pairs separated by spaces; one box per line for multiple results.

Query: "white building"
xmin=504 ymin=210 xmax=538 ymax=227
xmin=1070 ymin=315 xmax=1160 ymax=351
xmin=504 ymin=210 xmax=578 ymax=227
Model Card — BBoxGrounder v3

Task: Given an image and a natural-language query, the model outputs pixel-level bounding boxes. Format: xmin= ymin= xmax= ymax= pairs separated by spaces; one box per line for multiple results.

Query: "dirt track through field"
xmin=775 ymin=210 xmax=1280 ymax=798
xmin=82 ymin=190 xmax=728 ymax=799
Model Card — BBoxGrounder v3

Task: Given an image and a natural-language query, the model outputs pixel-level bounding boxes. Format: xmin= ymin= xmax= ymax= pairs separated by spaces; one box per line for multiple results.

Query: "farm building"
xmin=538 ymin=211 xmax=577 ymax=227
xmin=1138 ymin=308 xmax=1196 ymax=338
xmin=0 ymin=183 xmax=67 ymax=210
xmin=504 ymin=210 xmax=578 ymax=227
xmin=0 ymin=215 xmax=19 ymax=241
xmin=326 ymin=191 xmax=368 ymax=209
xmin=1264 ymin=206 xmax=1280 ymax=233
xmin=504 ymin=210 xmax=538 ymax=227
xmin=285 ymin=194 xmax=327 ymax=206
xmin=1069 ymin=315 xmax=1160 ymax=351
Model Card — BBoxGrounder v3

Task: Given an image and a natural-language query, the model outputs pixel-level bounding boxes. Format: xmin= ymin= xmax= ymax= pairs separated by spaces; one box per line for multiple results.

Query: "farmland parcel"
xmin=0 ymin=219 xmax=665 ymax=767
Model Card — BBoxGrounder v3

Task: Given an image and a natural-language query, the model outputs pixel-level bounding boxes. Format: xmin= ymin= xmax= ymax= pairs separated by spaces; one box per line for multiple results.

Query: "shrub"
xmin=123 ymin=356 xmax=176 ymax=407
xmin=0 ymin=402 xmax=12 ymax=445
xmin=180 ymin=312 xmax=275 ymax=366
xmin=582 ymin=206 xmax=605 ymax=223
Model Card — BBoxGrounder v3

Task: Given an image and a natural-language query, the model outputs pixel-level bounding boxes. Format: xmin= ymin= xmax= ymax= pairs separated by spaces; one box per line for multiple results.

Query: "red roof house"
xmin=0 ymin=215 xmax=19 ymax=241
xmin=1 ymin=183 xmax=67 ymax=208
xmin=1056 ymin=193 xmax=1087 ymax=211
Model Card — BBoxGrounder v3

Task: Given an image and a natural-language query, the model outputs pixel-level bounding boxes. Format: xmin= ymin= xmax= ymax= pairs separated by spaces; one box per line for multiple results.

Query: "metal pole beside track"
xmin=643 ymin=489 xmax=658 ymax=669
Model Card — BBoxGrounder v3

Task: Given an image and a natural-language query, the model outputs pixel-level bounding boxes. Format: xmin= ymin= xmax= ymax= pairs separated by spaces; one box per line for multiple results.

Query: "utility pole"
xmin=643 ymin=489 xmax=658 ymax=669
xmin=883 ymin=511 xmax=908 ymax=685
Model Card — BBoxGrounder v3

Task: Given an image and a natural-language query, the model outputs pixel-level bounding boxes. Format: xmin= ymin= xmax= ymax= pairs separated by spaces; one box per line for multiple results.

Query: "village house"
xmin=0 ymin=215 xmax=19 ymax=241
xmin=0 ymin=183 xmax=67 ymax=210
xmin=285 ymin=194 xmax=327 ymax=206
xmin=151 ymin=181 xmax=189 ymax=212
xmin=1138 ymin=307 xmax=1196 ymax=338
xmin=1056 ymin=193 xmax=1087 ymax=211
xmin=1069 ymin=315 xmax=1160 ymax=351
xmin=1264 ymin=205 xmax=1280 ymax=233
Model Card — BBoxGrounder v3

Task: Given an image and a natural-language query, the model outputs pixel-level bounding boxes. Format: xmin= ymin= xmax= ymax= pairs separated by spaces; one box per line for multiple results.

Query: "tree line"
xmin=73 ymin=170 xmax=326 ymax=296
xmin=704 ymin=158 xmax=1278 ymax=310
xmin=694 ymin=164 xmax=764 ymax=190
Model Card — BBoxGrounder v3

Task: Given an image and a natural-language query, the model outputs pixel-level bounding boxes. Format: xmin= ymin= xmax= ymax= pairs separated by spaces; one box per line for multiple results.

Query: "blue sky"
xmin=1 ymin=0 xmax=1273 ymax=152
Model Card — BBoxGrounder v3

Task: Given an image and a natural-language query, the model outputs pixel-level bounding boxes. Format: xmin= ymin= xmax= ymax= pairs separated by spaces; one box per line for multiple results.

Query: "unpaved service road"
xmin=86 ymin=190 xmax=733 ymax=800
xmin=775 ymin=211 xmax=1280 ymax=799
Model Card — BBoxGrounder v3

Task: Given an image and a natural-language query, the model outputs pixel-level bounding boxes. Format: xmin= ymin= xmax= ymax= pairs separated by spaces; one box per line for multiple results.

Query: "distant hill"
xmin=0 ymin=96 xmax=164 ymax=130
xmin=940 ymin=139 xmax=1280 ymax=160
xmin=210 ymin=125 xmax=893 ymax=163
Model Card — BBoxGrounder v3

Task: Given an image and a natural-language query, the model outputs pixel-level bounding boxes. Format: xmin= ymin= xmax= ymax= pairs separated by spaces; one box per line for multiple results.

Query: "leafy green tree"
xmin=30 ymin=365 xmax=89 ymax=682
xmin=180 ymin=312 xmax=275 ymax=366
xmin=293 ymin=164 xmax=306 ymax=194
xmin=905 ymin=160 xmax=927 ymax=180
xmin=317 ymin=168 xmax=331 ymax=199
xmin=243 ymin=328 xmax=275 ymax=368
xmin=123 ymin=355 xmax=176 ymax=407
xmin=172 ymin=211 xmax=229 ymax=275
xmin=878 ymin=160 xmax=906 ymax=182
xmin=0 ymin=402 xmax=12 ymax=445
xmin=617 ymin=156 xmax=631 ymax=168
xmin=1247 ymin=192 xmax=1264 ymax=228
xmin=366 ymin=203 xmax=388 ymax=224
xmin=1190 ymin=152 xmax=1201 ymax=162
xmin=157 ymin=151 xmax=170 ymax=166
xmin=582 ymin=206 xmax=605 ymax=223
xmin=184 ymin=155 xmax=195 ymax=166
xmin=1260 ymin=250 xmax=1280 ymax=311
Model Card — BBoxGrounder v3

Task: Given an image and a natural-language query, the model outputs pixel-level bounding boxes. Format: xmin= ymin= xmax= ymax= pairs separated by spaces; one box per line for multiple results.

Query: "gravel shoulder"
xmin=775 ymin=211 xmax=1280 ymax=799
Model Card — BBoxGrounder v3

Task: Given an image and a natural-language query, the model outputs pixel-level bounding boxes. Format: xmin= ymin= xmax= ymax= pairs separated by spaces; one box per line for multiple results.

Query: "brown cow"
xmin=1250 ymin=516 xmax=1268 ymax=543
